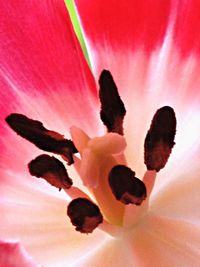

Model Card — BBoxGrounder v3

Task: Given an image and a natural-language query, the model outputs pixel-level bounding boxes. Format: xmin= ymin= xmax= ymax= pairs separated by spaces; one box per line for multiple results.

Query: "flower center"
xmin=5 ymin=69 xmax=176 ymax=235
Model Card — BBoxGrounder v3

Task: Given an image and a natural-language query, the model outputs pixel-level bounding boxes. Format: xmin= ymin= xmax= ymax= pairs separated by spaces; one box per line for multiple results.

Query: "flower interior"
xmin=5 ymin=69 xmax=176 ymax=235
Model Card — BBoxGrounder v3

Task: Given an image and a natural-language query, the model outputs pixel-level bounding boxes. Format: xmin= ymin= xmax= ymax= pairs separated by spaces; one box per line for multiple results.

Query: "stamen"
xmin=109 ymin=165 xmax=146 ymax=205
xmin=99 ymin=70 xmax=126 ymax=135
xmin=28 ymin=154 xmax=72 ymax=190
xmin=144 ymin=106 xmax=176 ymax=172
xmin=67 ymin=198 xmax=103 ymax=234
xmin=6 ymin=113 xmax=77 ymax=165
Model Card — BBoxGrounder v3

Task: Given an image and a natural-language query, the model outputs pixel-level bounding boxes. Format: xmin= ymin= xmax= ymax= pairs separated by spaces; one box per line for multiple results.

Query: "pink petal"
xmin=75 ymin=0 xmax=171 ymax=54
xmin=75 ymin=1 xmax=200 ymax=72
xmin=0 ymin=0 xmax=100 ymax=134
xmin=174 ymin=0 xmax=200 ymax=57
xmin=0 ymin=240 xmax=37 ymax=267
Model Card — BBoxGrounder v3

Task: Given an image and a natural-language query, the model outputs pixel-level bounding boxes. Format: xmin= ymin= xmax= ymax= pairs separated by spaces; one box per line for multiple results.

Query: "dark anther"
xmin=109 ymin=165 xmax=146 ymax=205
xmin=28 ymin=154 xmax=72 ymax=190
xmin=6 ymin=113 xmax=77 ymax=165
xmin=99 ymin=70 xmax=126 ymax=135
xmin=67 ymin=198 xmax=103 ymax=234
xmin=144 ymin=106 xmax=176 ymax=172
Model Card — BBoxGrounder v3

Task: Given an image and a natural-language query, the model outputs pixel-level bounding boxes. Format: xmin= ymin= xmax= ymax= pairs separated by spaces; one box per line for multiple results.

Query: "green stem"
xmin=65 ymin=0 xmax=91 ymax=68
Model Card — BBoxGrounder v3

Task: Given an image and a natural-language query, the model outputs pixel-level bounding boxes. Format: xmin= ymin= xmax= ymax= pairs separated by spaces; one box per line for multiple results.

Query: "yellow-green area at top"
xmin=65 ymin=0 xmax=91 ymax=67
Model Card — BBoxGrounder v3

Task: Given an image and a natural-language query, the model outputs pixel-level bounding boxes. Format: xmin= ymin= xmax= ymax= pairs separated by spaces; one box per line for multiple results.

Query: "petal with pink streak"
xmin=74 ymin=0 xmax=171 ymax=79
xmin=0 ymin=0 xmax=100 ymax=134
xmin=0 ymin=240 xmax=38 ymax=267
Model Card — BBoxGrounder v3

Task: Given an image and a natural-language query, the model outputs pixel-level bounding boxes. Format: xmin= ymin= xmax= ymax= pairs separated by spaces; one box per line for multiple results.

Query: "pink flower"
xmin=0 ymin=240 xmax=37 ymax=267
xmin=1 ymin=0 xmax=200 ymax=266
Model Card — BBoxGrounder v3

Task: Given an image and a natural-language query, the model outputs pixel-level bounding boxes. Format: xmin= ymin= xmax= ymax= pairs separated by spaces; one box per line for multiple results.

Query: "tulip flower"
xmin=1 ymin=1 xmax=200 ymax=266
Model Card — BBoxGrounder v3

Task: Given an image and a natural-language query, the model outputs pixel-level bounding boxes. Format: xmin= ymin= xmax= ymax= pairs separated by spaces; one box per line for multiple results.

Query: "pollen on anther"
xmin=144 ymin=106 xmax=176 ymax=172
xmin=109 ymin=165 xmax=146 ymax=205
xmin=6 ymin=113 xmax=77 ymax=165
xmin=99 ymin=70 xmax=126 ymax=135
xmin=67 ymin=198 xmax=103 ymax=233
xmin=28 ymin=154 xmax=72 ymax=190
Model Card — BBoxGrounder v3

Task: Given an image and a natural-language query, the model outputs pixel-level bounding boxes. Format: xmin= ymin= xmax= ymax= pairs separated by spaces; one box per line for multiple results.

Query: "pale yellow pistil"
xmin=66 ymin=126 xmax=157 ymax=236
